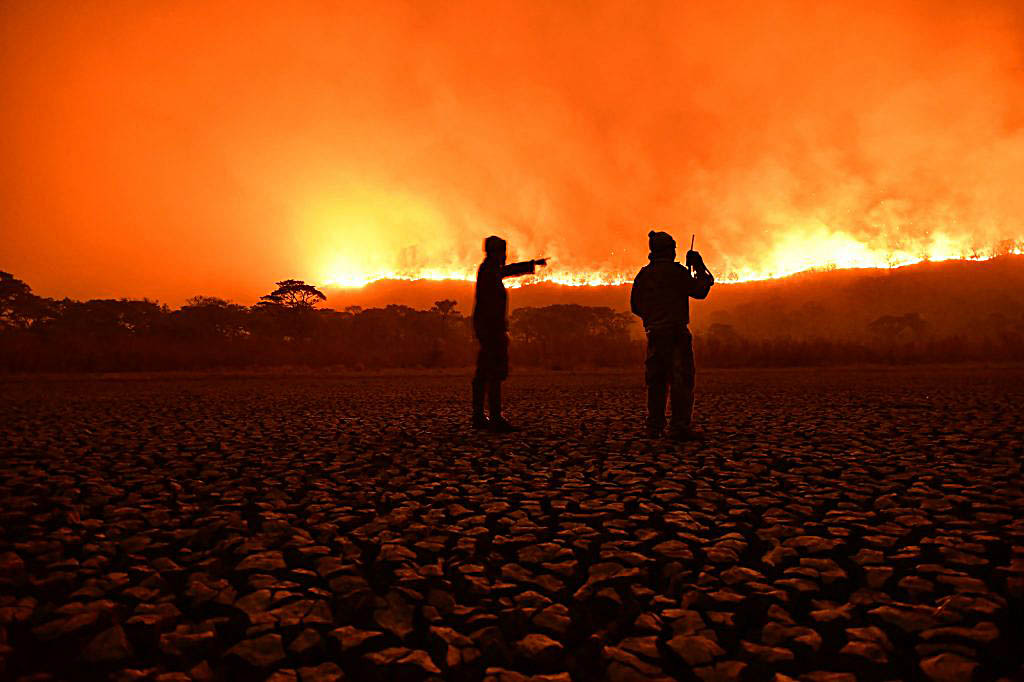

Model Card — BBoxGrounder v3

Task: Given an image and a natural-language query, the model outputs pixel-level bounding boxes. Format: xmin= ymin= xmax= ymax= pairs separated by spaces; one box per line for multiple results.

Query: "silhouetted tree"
xmin=4 ymin=265 xmax=1024 ymax=372
xmin=258 ymin=279 xmax=326 ymax=309
xmin=431 ymin=299 xmax=458 ymax=317
xmin=0 ymin=271 xmax=49 ymax=330
xmin=172 ymin=296 xmax=249 ymax=340
xmin=511 ymin=304 xmax=636 ymax=368
xmin=41 ymin=298 xmax=166 ymax=337
xmin=252 ymin=280 xmax=327 ymax=343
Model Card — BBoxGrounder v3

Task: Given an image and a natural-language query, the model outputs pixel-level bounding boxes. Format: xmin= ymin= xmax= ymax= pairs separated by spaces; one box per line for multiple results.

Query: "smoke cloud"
xmin=2 ymin=1 xmax=1023 ymax=302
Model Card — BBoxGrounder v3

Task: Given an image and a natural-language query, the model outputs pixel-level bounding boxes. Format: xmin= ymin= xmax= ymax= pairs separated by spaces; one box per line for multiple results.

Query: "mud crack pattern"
xmin=1 ymin=367 xmax=1023 ymax=681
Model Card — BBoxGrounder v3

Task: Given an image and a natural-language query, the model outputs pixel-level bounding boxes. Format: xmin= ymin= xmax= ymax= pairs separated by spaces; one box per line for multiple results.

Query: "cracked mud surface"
xmin=1 ymin=367 xmax=1023 ymax=681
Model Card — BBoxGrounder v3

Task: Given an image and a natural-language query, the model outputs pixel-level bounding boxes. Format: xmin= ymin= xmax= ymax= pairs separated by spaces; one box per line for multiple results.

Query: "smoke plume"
xmin=2 ymin=0 xmax=1023 ymax=302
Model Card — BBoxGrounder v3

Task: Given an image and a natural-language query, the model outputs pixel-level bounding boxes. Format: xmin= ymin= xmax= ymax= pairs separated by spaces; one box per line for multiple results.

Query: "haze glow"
xmin=2 ymin=1 xmax=1023 ymax=302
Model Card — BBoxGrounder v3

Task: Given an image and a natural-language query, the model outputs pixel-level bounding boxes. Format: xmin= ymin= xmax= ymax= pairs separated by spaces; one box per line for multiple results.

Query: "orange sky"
xmin=2 ymin=1 xmax=1024 ymax=304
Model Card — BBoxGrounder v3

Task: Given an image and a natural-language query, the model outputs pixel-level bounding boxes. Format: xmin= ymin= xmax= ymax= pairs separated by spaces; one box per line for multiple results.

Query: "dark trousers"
xmin=472 ymin=332 xmax=509 ymax=418
xmin=644 ymin=325 xmax=695 ymax=431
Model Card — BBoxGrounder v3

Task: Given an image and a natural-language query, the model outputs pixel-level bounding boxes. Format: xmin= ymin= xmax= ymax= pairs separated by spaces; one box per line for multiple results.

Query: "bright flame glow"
xmin=317 ymin=224 xmax=1023 ymax=290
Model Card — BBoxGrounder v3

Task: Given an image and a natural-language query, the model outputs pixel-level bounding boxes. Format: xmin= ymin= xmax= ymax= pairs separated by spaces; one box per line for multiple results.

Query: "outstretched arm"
xmin=501 ymin=259 xmax=542 ymax=278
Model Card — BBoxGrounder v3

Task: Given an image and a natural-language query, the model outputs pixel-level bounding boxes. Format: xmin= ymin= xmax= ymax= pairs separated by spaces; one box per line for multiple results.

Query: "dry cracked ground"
xmin=1 ymin=367 xmax=1023 ymax=682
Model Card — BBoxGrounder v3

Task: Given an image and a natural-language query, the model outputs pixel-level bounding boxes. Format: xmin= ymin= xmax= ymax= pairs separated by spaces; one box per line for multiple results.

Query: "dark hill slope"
xmin=323 ymin=255 xmax=1024 ymax=339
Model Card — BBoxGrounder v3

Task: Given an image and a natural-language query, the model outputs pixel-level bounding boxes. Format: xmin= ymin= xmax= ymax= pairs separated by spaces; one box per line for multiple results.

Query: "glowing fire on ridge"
xmin=318 ymin=229 xmax=1024 ymax=290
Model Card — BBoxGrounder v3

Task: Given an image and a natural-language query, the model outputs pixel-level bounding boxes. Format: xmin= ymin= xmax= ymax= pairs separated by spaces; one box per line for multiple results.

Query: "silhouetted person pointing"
xmin=472 ymin=236 xmax=547 ymax=432
xmin=631 ymin=230 xmax=714 ymax=440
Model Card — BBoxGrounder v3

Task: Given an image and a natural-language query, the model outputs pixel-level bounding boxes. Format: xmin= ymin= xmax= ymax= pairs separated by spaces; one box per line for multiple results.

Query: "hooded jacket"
xmin=473 ymin=258 xmax=536 ymax=337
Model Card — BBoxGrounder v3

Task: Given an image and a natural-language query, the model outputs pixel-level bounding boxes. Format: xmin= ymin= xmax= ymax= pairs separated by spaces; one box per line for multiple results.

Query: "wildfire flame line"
xmin=321 ymin=235 xmax=1024 ymax=290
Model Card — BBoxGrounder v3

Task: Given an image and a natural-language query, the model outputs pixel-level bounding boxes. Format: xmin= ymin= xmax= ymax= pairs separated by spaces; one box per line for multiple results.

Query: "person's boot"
xmin=487 ymin=381 xmax=518 ymax=432
xmin=489 ymin=416 xmax=519 ymax=433
xmin=471 ymin=378 xmax=489 ymax=429
xmin=668 ymin=376 xmax=700 ymax=441
xmin=668 ymin=425 xmax=704 ymax=442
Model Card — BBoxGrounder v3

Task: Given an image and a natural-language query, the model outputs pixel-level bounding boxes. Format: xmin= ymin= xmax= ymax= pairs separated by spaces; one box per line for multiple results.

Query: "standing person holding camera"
xmin=630 ymin=230 xmax=714 ymax=440
xmin=471 ymin=235 xmax=547 ymax=433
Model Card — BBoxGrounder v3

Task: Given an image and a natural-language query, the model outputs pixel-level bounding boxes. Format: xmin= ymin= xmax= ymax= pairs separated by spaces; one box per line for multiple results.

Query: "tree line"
xmin=1 ymin=271 xmax=1021 ymax=373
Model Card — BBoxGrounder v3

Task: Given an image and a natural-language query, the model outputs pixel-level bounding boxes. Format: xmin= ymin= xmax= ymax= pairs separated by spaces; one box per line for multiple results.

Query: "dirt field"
xmin=1 ymin=367 xmax=1022 ymax=681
